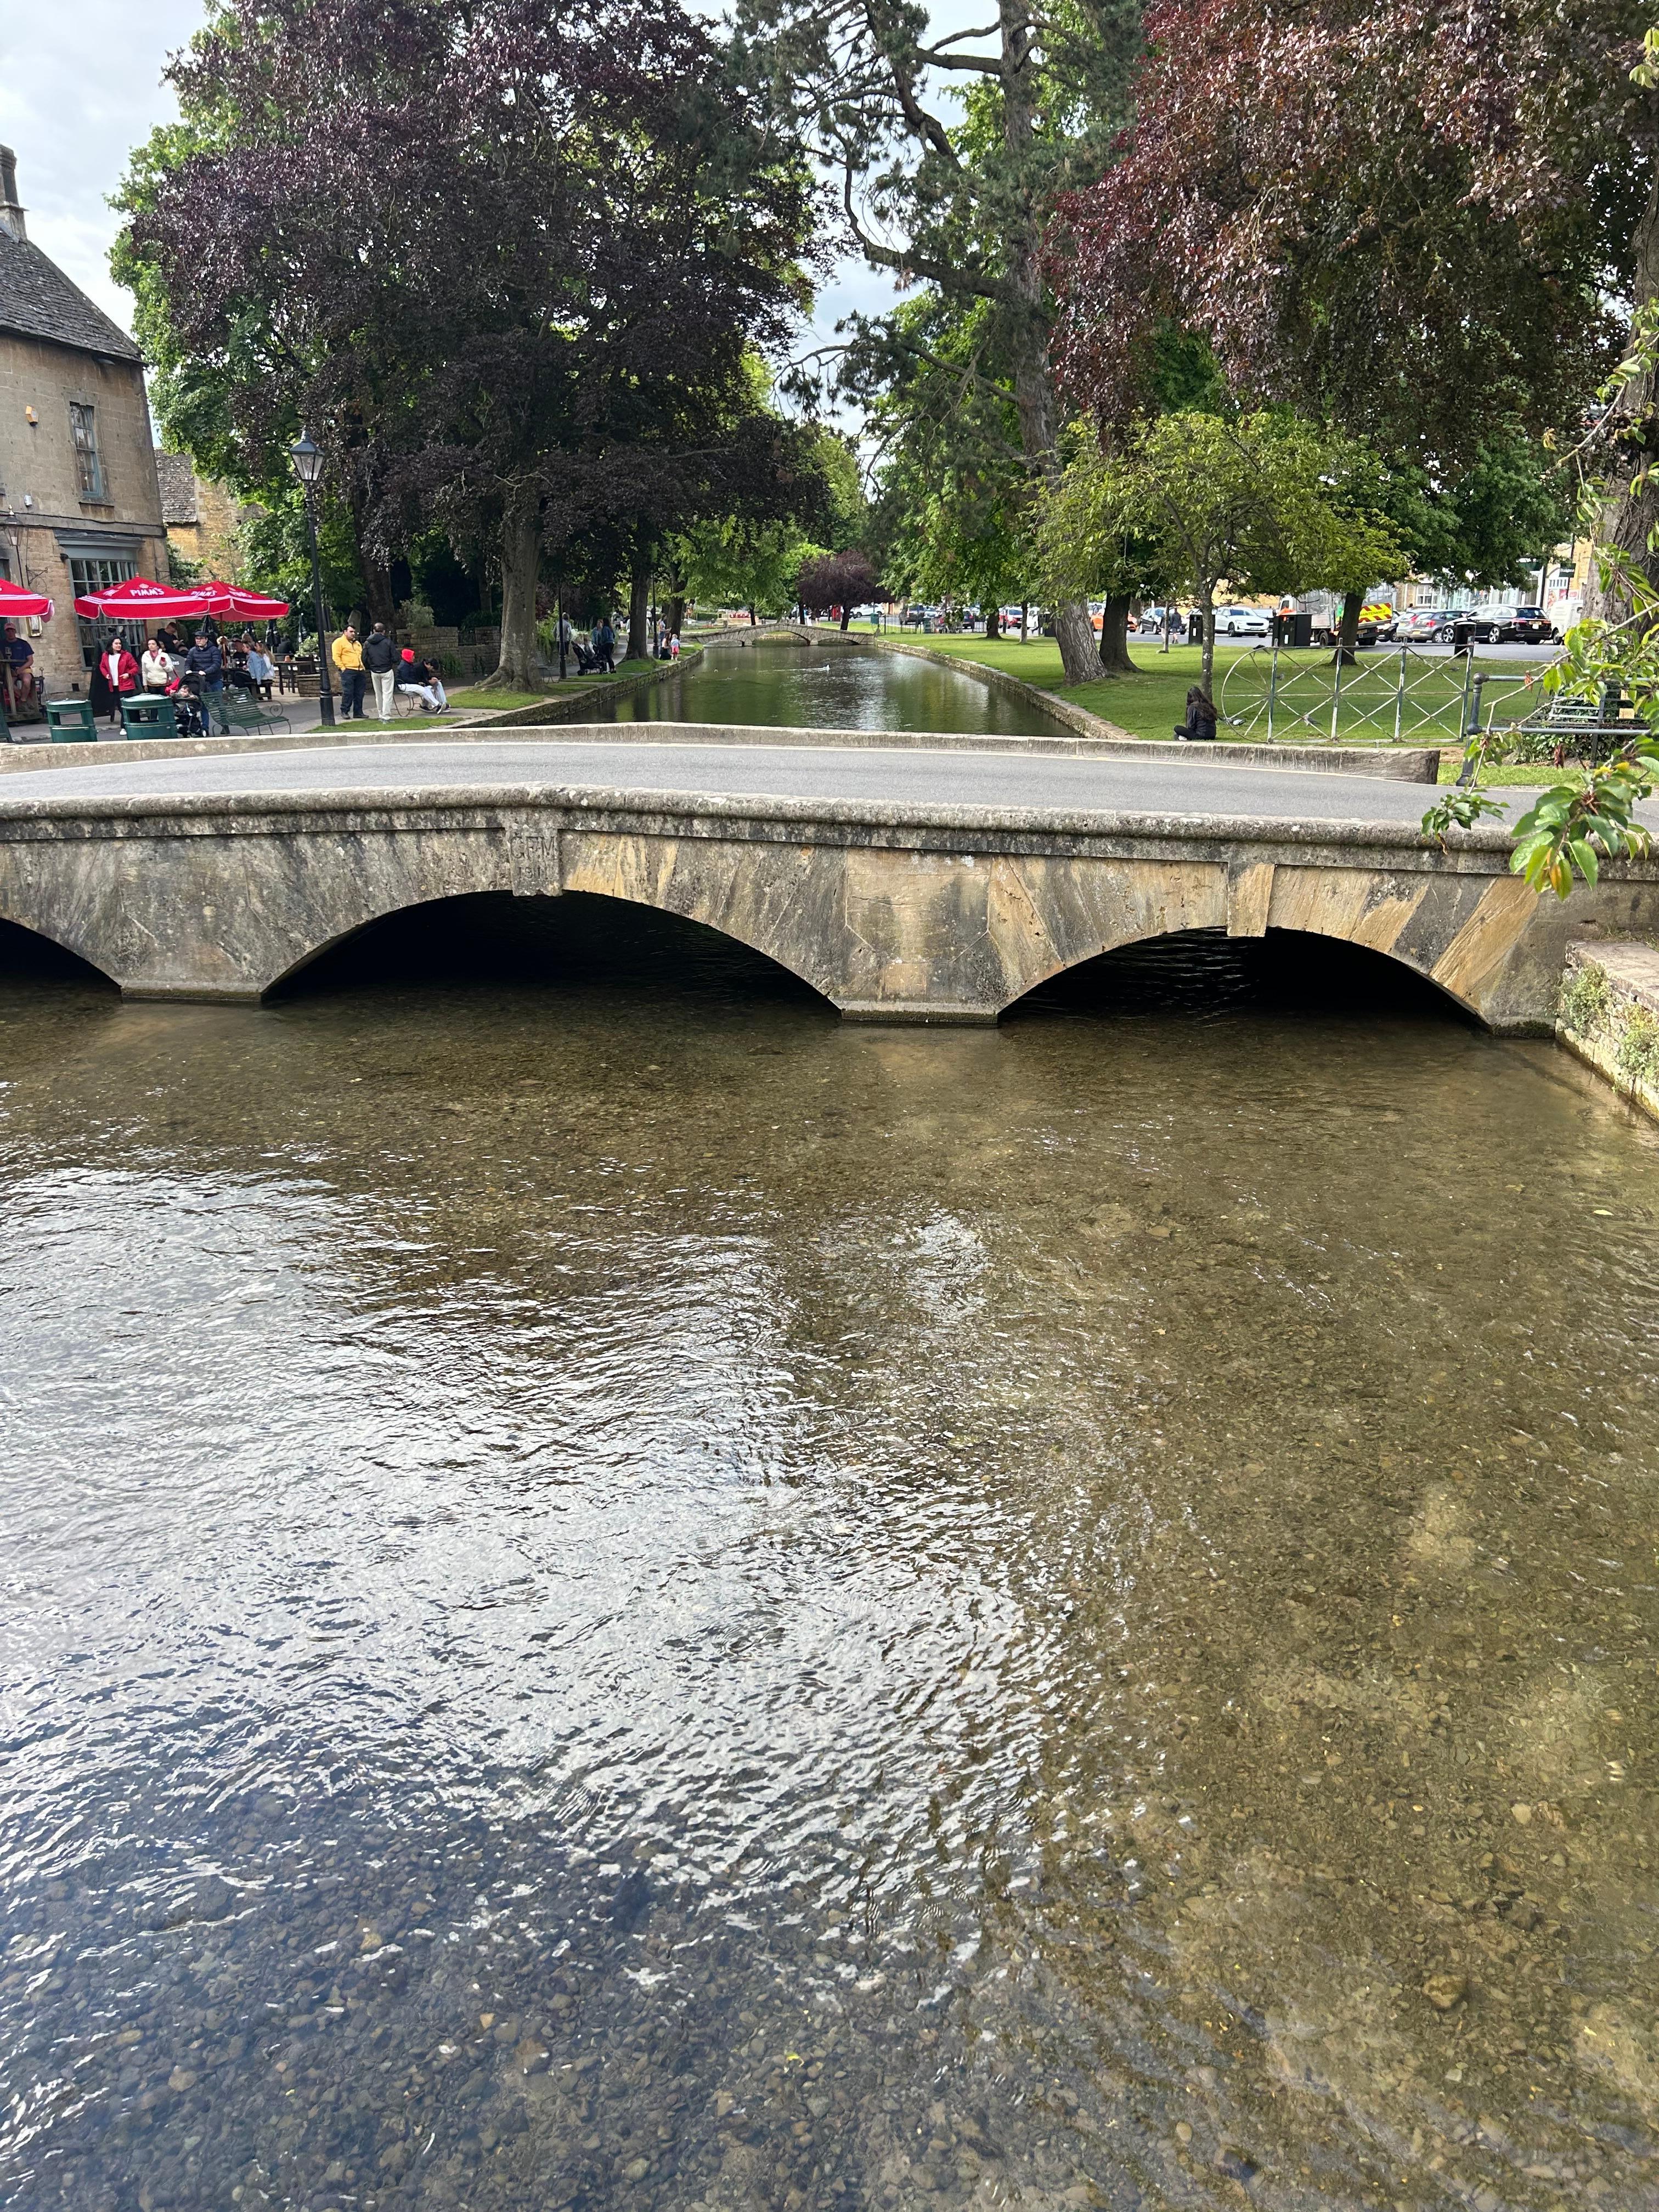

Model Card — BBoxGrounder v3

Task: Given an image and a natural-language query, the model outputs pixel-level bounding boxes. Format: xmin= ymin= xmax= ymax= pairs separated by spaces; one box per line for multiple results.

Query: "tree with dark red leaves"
xmin=1051 ymin=0 xmax=1655 ymax=610
xmin=120 ymin=0 xmax=819 ymax=687
xmin=797 ymin=549 xmax=884 ymax=630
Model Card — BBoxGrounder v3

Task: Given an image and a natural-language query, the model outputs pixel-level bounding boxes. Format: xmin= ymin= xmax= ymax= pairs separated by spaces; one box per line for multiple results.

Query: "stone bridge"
xmin=3 ymin=741 xmax=1658 ymax=1029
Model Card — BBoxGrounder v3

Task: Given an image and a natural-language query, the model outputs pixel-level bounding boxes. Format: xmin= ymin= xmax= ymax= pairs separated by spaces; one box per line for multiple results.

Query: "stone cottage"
xmin=156 ymin=450 xmax=259 ymax=583
xmin=0 ymin=146 xmax=167 ymax=698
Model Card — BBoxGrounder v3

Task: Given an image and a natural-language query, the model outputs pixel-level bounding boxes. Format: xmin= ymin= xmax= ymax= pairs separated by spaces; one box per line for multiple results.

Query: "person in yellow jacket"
xmin=331 ymin=624 xmax=366 ymax=719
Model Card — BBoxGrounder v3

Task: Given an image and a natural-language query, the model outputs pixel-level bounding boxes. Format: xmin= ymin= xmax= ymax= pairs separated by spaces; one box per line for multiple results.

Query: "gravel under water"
xmin=2 ymin=902 xmax=1657 ymax=2212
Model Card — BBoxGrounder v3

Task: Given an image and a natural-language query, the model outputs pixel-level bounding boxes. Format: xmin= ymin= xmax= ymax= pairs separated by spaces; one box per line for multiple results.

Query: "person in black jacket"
xmin=362 ymin=622 xmax=400 ymax=720
xmin=183 ymin=631 xmax=232 ymax=733
xmin=1175 ymin=684 xmax=1217 ymax=741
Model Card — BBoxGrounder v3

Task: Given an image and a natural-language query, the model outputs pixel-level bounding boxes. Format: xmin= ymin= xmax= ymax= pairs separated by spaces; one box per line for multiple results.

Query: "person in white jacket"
xmin=140 ymin=637 xmax=174 ymax=691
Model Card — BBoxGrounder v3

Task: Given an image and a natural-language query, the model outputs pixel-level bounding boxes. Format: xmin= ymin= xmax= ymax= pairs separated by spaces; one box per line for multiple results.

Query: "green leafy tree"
xmin=665 ymin=424 xmax=861 ymax=624
xmin=741 ymin=0 xmax=1140 ymax=684
xmin=1041 ymin=414 xmax=1403 ymax=690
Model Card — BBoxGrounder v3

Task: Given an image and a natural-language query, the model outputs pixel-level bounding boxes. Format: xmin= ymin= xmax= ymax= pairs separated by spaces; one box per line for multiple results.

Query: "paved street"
xmin=0 ymin=735 xmax=1547 ymax=826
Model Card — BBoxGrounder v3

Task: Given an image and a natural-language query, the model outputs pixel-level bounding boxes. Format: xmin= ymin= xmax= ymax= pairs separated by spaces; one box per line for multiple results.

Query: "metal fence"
xmin=1218 ymin=644 xmax=1557 ymax=749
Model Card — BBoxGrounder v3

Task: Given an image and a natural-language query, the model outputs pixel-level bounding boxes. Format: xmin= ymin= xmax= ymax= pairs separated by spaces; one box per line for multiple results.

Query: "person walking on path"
xmin=592 ymin=614 xmax=616 ymax=673
xmin=184 ymin=630 xmax=232 ymax=734
xmin=331 ymin=624 xmax=366 ymax=719
xmin=362 ymin=621 xmax=399 ymax=720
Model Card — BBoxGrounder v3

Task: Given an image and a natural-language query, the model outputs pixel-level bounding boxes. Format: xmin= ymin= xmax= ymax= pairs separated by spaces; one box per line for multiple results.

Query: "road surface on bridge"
xmin=0 ymin=736 xmax=1565 ymax=828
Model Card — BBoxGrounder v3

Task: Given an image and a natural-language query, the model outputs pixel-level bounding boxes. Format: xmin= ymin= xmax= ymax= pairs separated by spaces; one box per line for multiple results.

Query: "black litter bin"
xmin=1273 ymin=610 xmax=1313 ymax=649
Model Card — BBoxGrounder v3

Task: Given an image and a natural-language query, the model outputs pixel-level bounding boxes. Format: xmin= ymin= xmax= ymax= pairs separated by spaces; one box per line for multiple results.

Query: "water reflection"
xmin=2 ymin=906 xmax=1656 ymax=2212
xmin=605 ymin=637 xmax=1068 ymax=737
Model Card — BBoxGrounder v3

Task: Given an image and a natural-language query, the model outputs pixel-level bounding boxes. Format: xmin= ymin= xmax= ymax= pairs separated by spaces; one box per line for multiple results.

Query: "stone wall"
xmin=1555 ymin=939 xmax=1659 ymax=1120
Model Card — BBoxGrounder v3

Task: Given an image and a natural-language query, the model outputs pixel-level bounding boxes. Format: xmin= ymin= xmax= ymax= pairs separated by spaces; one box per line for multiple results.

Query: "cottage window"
xmin=70 ymin=403 xmax=106 ymax=501
xmin=70 ymin=555 xmax=138 ymax=668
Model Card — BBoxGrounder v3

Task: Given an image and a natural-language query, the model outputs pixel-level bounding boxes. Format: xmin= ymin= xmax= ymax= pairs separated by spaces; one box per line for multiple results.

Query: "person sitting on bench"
xmin=395 ymin=647 xmax=448 ymax=713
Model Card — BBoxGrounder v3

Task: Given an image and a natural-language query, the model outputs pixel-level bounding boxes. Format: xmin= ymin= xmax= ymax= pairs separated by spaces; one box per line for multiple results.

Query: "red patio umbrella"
xmin=195 ymin=579 xmax=291 ymax=620
xmin=0 ymin=577 xmax=53 ymax=620
xmin=71 ymin=575 xmax=214 ymax=620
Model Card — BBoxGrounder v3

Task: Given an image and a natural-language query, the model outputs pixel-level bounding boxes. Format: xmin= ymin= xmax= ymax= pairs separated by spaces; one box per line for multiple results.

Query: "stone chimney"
xmin=0 ymin=149 xmax=26 ymax=243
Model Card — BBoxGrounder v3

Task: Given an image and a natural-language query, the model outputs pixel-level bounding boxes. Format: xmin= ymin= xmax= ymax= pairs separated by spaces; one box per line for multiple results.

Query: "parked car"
xmin=1408 ymin=608 xmax=1474 ymax=641
xmin=1216 ymin=604 xmax=1271 ymax=637
xmin=1476 ymin=605 xmax=1556 ymax=644
xmin=1394 ymin=608 xmax=1446 ymax=641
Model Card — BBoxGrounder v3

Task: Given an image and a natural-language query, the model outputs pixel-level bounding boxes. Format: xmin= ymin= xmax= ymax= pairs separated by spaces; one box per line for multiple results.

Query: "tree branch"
xmin=842 ymin=165 xmax=1009 ymax=303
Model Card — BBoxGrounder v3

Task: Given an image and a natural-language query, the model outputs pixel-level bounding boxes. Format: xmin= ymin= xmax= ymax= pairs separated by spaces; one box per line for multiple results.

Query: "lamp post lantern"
xmin=289 ymin=431 xmax=335 ymax=729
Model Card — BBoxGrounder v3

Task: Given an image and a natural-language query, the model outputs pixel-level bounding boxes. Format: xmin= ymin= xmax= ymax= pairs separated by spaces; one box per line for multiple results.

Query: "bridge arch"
xmin=1000 ymin=922 xmax=1481 ymax=1023
xmin=263 ymin=886 xmax=837 ymax=1009
xmin=978 ymin=854 xmax=1547 ymax=1030
xmin=0 ymin=910 xmax=119 ymax=989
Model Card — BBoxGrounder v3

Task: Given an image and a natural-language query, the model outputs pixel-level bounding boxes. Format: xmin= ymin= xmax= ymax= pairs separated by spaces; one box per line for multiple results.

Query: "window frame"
xmin=69 ymin=555 xmax=139 ymax=668
xmin=69 ymin=402 xmax=106 ymax=503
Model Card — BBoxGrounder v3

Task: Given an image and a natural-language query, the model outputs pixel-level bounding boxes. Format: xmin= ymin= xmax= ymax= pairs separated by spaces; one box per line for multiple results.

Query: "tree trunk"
xmin=748 ymin=603 xmax=757 ymax=625
xmin=488 ymin=489 xmax=547 ymax=691
xmin=344 ymin=482 xmax=397 ymax=630
xmin=1587 ymin=173 xmax=1659 ymax=624
xmin=997 ymin=1 xmax=1102 ymax=686
xmin=1334 ymin=588 xmax=1363 ymax=666
xmin=627 ymin=567 xmax=650 ymax=663
xmin=1098 ymin=594 xmax=1138 ymax=674
xmin=839 ymin=603 xmax=853 ymax=631
xmin=1200 ymin=588 xmax=1217 ymax=694
xmin=985 ymin=607 xmax=998 ymax=637
xmin=1019 ymin=600 xmax=1029 ymax=641
xmin=1050 ymin=601 xmax=1104 ymax=681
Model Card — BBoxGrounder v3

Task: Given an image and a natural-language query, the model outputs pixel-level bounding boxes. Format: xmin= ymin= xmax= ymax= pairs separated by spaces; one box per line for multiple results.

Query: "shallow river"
xmin=2 ymin=906 xmax=1658 ymax=2212
xmin=605 ymin=636 xmax=1068 ymax=736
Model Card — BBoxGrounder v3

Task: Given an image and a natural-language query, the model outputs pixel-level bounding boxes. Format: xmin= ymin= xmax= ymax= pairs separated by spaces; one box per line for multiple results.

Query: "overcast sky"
xmin=2 ymin=0 xmax=898 ymax=364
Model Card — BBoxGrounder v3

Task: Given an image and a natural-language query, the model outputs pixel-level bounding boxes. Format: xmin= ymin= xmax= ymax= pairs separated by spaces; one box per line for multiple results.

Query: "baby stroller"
xmin=572 ymin=637 xmax=600 ymax=675
xmin=169 ymin=677 xmax=207 ymax=739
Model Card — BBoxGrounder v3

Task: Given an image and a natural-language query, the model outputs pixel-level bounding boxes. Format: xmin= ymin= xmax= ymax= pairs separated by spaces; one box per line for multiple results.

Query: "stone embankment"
xmin=1555 ymin=938 xmax=1659 ymax=1121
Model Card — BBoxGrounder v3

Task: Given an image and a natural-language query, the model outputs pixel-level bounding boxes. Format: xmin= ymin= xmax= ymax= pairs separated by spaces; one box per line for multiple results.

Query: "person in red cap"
xmin=394 ymin=645 xmax=448 ymax=714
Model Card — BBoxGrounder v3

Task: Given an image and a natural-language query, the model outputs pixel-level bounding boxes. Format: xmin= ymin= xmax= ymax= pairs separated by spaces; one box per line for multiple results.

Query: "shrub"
xmin=1558 ymin=961 xmax=1610 ymax=1035
xmin=1615 ymin=1005 xmax=1659 ymax=1090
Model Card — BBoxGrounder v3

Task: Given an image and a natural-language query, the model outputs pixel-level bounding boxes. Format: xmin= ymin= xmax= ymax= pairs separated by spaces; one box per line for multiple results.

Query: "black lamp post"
xmin=289 ymin=431 xmax=335 ymax=729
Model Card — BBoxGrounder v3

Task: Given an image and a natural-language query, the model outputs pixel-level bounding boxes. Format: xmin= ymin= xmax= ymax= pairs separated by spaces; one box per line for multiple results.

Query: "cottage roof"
xmin=155 ymin=450 xmax=199 ymax=525
xmin=0 ymin=224 xmax=142 ymax=364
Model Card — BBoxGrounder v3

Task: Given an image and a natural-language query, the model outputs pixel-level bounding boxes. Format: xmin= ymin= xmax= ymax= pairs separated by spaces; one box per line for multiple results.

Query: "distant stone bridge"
xmin=4 ymin=772 xmax=1657 ymax=1030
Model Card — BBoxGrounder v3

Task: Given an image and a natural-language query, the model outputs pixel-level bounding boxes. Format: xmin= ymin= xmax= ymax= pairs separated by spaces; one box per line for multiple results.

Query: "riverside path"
xmin=3 ymin=730 xmax=1657 ymax=1028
